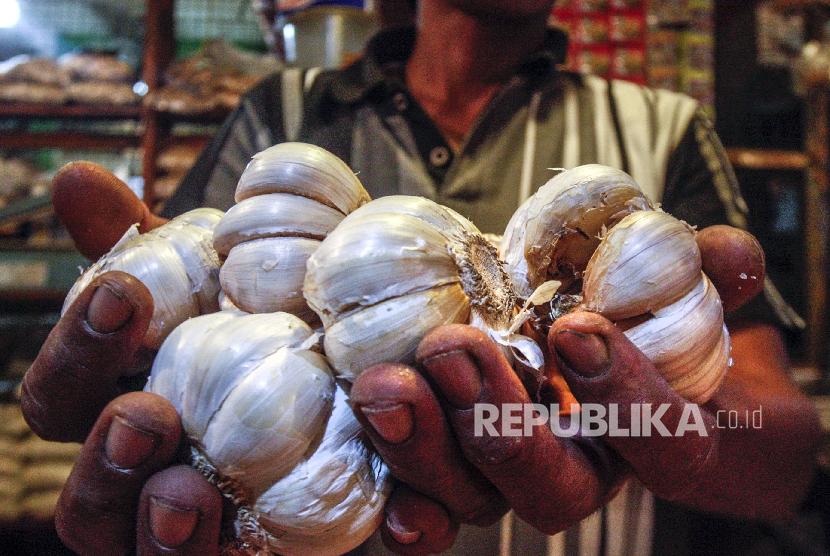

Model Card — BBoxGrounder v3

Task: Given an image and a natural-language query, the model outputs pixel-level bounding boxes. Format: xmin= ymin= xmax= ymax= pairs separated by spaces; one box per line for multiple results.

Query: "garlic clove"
xmin=501 ymin=164 xmax=652 ymax=298
xmin=220 ymin=236 xmax=320 ymax=321
xmin=323 ymin=283 xmax=471 ymax=381
xmin=63 ymin=209 xmax=223 ymax=351
xmin=669 ymin=325 xmax=730 ymax=404
xmin=201 ymin=348 xmax=333 ymax=498
xmin=624 ymin=275 xmax=727 ymax=403
xmin=177 ymin=313 xmax=318 ymax=441
xmin=344 ymin=195 xmax=478 ymax=235
xmin=146 ymin=311 xmax=240 ymax=416
xmin=304 ymin=211 xmax=464 ymax=326
xmin=253 ymin=385 xmax=391 ymax=556
xmin=583 ymin=210 xmax=702 ymax=320
xmin=173 ymin=206 xmax=224 ymax=230
xmin=235 ymin=142 xmax=370 ymax=213
xmin=213 ymin=193 xmax=343 ymax=256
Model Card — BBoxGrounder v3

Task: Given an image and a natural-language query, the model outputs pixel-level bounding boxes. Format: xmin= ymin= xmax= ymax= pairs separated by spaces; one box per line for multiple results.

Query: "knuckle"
xmin=462 ymin=431 xmax=524 ymax=468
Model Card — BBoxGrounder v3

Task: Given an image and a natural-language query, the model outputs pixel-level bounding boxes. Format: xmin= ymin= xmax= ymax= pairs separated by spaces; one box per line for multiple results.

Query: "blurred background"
xmin=0 ymin=0 xmax=829 ymax=553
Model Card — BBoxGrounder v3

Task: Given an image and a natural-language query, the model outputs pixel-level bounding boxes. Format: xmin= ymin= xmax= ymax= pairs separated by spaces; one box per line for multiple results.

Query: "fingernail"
xmin=554 ymin=330 xmax=610 ymax=378
xmin=105 ymin=416 xmax=160 ymax=469
xmin=386 ymin=515 xmax=422 ymax=545
xmin=149 ymin=497 xmax=199 ymax=548
xmin=87 ymin=282 xmax=133 ymax=333
xmin=421 ymin=350 xmax=482 ymax=409
xmin=360 ymin=403 xmax=413 ymax=444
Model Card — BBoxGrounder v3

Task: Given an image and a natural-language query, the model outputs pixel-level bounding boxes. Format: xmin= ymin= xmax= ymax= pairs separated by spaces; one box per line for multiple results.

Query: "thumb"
xmin=52 ymin=162 xmax=168 ymax=260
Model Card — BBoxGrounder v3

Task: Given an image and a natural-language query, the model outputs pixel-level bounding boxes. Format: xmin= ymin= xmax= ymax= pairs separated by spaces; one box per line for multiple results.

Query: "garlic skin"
xmin=146 ymin=311 xmax=335 ymax=500
xmin=502 ymin=165 xmax=730 ymax=403
xmin=214 ymin=143 xmax=370 ymax=320
xmin=304 ymin=195 xmax=516 ymax=380
xmin=63 ymin=208 xmax=223 ymax=351
xmin=501 ymin=164 xmax=652 ymax=297
xmin=253 ymin=385 xmax=391 ymax=556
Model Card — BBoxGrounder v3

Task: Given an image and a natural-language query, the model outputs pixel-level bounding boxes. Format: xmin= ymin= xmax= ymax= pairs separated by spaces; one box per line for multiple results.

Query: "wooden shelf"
xmin=773 ymin=0 xmax=830 ymax=9
xmin=0 ymin=103 xmax=141 ymax=120
xmin=0 ymin=131 xmax=140 ymax=150
xmin=726 ymin=148 xmax=809 ymax=171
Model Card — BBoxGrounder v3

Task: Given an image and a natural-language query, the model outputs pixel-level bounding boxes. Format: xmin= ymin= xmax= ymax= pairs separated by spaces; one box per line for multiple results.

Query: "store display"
xmin=647 ymin=0 xmax=715 ymax=111
xmin=551 ymin=0 xmax=715 ymax=109
xmin=0 ymin=157 xmax=48 ymax=210
xmin=552 ymin=0 xmax=648 ymax=84
xmin=0 ymin=53 xmax=138 ymax=106
xmin=145 ymin=39 xmax=279 ymax=116
xmin=0 ymin=404 xmax=80 ymax=524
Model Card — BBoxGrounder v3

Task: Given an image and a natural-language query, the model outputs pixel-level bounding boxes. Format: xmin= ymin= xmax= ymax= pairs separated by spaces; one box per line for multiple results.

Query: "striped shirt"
xmin=166 ymin=26 xmax=800 ymax=556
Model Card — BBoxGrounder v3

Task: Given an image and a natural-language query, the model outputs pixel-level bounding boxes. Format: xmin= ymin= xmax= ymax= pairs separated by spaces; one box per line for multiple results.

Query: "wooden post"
xmin=141 ymin=0 xmax=175 ymax=207
xmin=804 ymin=87 xmax=829 ymax=370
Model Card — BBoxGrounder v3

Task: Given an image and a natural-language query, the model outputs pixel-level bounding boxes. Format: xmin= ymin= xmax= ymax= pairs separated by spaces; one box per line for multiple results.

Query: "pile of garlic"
xmin=66 ymin=146 xmax=730 ymax=555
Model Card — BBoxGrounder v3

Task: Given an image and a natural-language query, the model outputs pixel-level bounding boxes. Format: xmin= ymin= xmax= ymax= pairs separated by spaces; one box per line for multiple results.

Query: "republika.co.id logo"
xmin=473 ymin=403 xmax=763 ymax=438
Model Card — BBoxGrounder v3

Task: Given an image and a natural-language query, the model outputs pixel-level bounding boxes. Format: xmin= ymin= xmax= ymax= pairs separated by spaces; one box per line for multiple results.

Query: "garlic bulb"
xmin=502 ymin=166 xmax=729 ymax=403
xmin=502 ymin=164 xmax=652 ymax=297
xmin=63 ymin=208 xmax=223 ymax=350
xmin=252 ymin=385 xmax=391 ymax=556
xmin=145 ymin=310 xmax=388 ymax=555
xmin=213 ymin=143 xmax=370 ymax=321
xmin=304 ymin=195 xmax=517 ymax=380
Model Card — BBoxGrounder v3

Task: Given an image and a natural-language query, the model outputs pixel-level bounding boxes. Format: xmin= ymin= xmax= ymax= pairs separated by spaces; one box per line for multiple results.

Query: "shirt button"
xmin=392 ymin=92 xmax=409 ymax=112
xmin=429 ymin=146 xmax=450 ymax=167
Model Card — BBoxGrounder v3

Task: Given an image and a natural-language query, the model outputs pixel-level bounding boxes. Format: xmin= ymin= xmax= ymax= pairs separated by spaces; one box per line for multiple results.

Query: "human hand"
xmin=350 ymin=225 xmax=769 ymax=546
xmin=23 ymin=164 xmax=456 ymax=554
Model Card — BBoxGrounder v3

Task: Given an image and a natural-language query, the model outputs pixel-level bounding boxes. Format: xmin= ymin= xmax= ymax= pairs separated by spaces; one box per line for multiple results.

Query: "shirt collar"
xmin=328 ymin=25 xmax=568 ymax=105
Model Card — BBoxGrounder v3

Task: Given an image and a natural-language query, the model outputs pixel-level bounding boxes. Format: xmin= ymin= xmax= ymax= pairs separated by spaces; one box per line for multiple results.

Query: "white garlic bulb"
xmin=63 ymin=208 xmax=223 ymax=350
xmin=502 ymin=165 xmax=730 ymax=403
xmin=252 ymin=385 xmax=391 ymax=556
xmin=502 ymin=164 xmax=652 ymax=297
xmin=146 ymin=311 xmax=334 ymax=499
xmin=213 ymin=143 xmax=370 ymax=321
xmin=304 ymin=195 xmax=517 ymax=380
xmin=145 ymin=311 xmax=388 ymax=554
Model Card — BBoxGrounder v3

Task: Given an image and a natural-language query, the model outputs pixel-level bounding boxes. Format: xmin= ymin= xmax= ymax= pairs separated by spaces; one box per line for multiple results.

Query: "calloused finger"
xmin=351 ymin=364 xmax=507 ymax=525
xmin=549 ymin=311 xmax=719 ymax=500
xmin=416 ymin=325 xmax=626 ymax=535
xmin=697 ymin=225 xmax=765 ymax=313
xmin=21 ymin=271 xmax=153 ymax=442
xmin=136 ymin=465 xmax=223 ymax=556
xmin=52 ymin=162 xmax=167 ymax=260
xmin=55 ymin=392 xmax=183 ymax=554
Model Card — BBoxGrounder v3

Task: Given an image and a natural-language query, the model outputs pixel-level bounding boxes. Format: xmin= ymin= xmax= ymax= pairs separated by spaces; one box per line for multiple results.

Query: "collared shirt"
xmin=165 ymin=25 xmax=802 ymax=556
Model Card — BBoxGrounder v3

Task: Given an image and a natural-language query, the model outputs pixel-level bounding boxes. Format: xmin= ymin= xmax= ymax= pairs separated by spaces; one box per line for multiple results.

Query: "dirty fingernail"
xmin=105 ymin=416 xmax=159 ymax=469
xmin=386 ymin=515 xmax=422 ymax=545
xmin=361 ymin=403 xmax=414 ymax=444
xmin=421 ymin=350 xmax=482 ymax=409
xmin=87 ymin=282 xmax=133 ymax=333
xmin=554 ymin=330 xmax=610 ymax=378
xmin=149 ymin=497 xmax=199 ymax=548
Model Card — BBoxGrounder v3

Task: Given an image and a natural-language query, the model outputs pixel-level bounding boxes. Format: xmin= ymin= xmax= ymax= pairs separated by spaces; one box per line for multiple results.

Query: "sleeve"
xmin=660 ymin=108 xmax=805 ymax=330
xmin=160 ymin=73 xmax=285 ymax=217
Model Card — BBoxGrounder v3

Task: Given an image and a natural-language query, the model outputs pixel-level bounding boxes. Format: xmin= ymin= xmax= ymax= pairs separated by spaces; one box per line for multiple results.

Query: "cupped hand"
xmin=351 ymin=225 xmax=772 ymax=545
xmin=24 ymin=164 xmax=455 ymax=555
